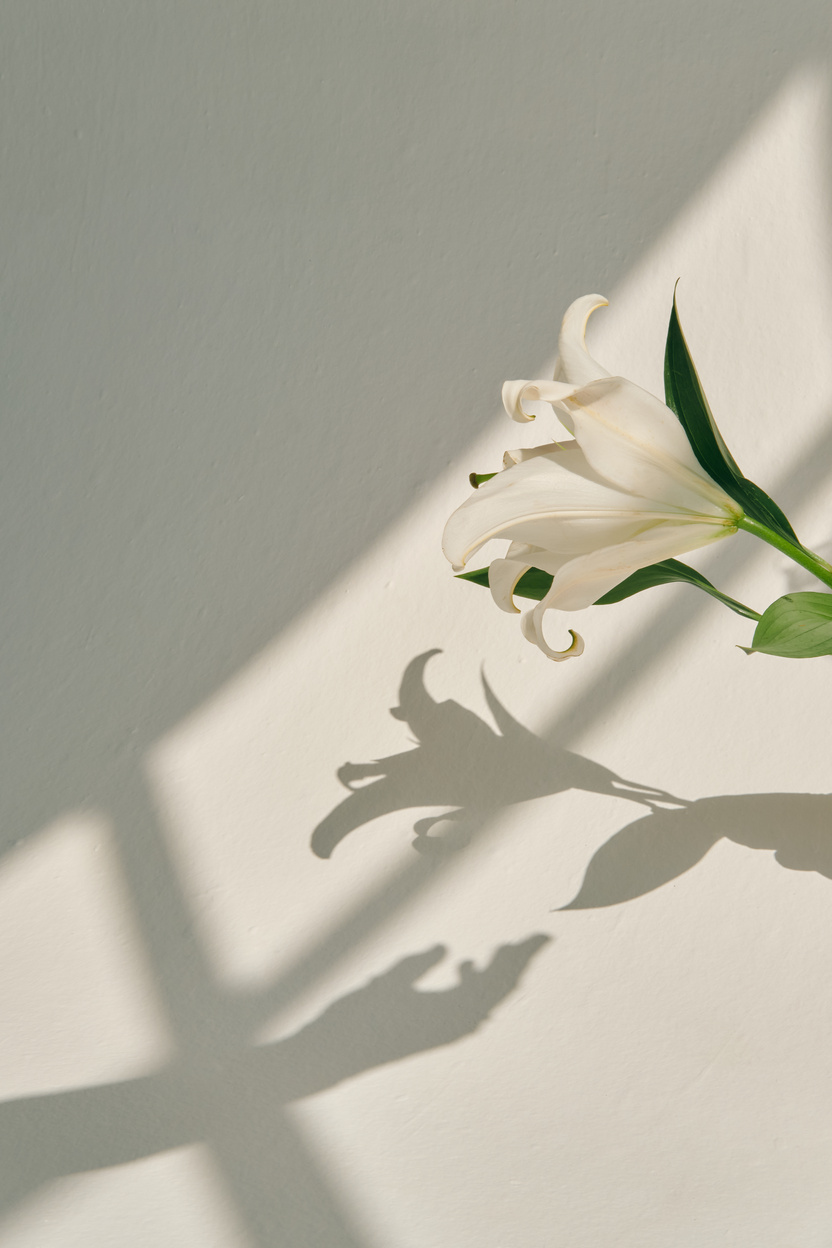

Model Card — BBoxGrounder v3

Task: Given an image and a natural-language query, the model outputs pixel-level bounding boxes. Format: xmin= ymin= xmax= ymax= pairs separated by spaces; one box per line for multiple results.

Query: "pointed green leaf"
xmin=593 ymin=558 xmax=760 ymax=620
xmin=664 ymin=293 xmax=742 ymax=483
xmin=456 ymin=565 xmax=553 ymax=598
xmin=456 ymin=558 xmax=759 ymax=620
xmin=744 ymin=591 xmax=832 ymax=657
xmin=456 ymin=567 xmax=492 ymax=588
xmin=664 ymin=292 xmax=798 ymax=545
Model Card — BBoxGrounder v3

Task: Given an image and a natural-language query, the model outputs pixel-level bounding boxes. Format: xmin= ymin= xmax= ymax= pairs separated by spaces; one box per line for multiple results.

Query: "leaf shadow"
xmin=561 ymin=792 xmax=832 ymax=909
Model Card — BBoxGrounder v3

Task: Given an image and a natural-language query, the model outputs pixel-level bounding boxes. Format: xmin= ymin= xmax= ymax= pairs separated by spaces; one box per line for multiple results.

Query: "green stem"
xmin=736 ymin=515 xmax=832 ymax=592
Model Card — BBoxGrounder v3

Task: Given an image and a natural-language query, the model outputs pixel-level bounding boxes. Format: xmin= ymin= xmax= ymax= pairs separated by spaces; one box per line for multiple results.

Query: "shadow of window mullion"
xmin=104 ymin=764 xmax=229 ymax=1045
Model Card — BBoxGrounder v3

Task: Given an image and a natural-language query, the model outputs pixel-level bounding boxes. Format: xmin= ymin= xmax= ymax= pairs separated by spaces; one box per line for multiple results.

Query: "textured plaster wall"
xmin=2 ymin=3 xmax=832 ymax=1246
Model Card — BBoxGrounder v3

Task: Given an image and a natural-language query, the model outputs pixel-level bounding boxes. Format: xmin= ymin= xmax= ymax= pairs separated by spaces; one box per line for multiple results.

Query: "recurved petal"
xmin=503 ymin=440 xmax=574 ymax=467
xmin=488 ymin=559 xmax=532 ymax=614
xmin=441 ymin=446 xmax=677 ymax=570
xmin=516 ymin=519 xmax=732 ymax=660
xmin=504 ymin=540 xmax=548 ymax=562
xmin=553 ymin=295 xmax=610 ymax=387
xmin=562 ymin=376 xmax=736 ymax=513
xmin=488 ymin=544 xmax=571 ymax=614
xmin=502 ymin=379 xmax=579 ymax=423
xmin=542 ymin=518 xmax=733 ymax=612
xmin=520 ymin=607 xmax=585 ymax=661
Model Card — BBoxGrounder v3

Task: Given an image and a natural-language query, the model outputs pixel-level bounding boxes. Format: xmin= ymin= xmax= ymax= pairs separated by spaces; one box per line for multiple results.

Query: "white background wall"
xmin=1 ymin=3 xmax=832 ymax=1245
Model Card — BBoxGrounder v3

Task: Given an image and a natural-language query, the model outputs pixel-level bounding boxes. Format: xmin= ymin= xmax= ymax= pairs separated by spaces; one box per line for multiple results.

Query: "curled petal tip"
xmin=563 ymin=293 xmax=609 ymax=327
xmin=520 ymin=608 xmax=585 ymax=661
xmin=578 ymin=293 xmax=608 ymax=312
xmin=502 ymin=379 xmax=536 ymax=423
xmin=553 ymin=629 xmax=585 ymax=661
xmin=502 ymin=378 xmax=579 ymax=423
xmin=555 ymin=295 xmax=611 ymax=388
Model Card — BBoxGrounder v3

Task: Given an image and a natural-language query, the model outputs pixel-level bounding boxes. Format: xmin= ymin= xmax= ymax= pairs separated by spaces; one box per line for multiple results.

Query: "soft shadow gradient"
xmin=561 ymin=793 xmax=832 ymax=909
xmin=0 ymin=930 xmax=549 ymax=1244
xmin=1 ymin=4 xmax=831 ymax=1244
xmin=312 ymin=650 xmax=680 ymax=859
xmin=0 ymin=1 xmax=829 ymax=857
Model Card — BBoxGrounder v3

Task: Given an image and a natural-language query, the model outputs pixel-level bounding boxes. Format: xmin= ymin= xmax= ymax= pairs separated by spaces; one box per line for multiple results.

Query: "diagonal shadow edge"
xmin=2 ymin=44 xmax=831 ymax=1247
xmin=249 ymin=398 xmax=832 ymax=1027
xmin=0 ymin=929 xmax=551 ymax=1239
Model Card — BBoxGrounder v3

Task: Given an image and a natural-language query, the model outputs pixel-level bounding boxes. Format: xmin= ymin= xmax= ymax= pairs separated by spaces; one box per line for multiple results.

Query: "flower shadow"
xmin=311 ymin=649 xmax=680 ymax=860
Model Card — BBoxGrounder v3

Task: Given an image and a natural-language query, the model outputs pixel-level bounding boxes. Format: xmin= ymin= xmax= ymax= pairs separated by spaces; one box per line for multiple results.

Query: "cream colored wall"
xmin=1 ymin=4 xmax=831 ymax=1245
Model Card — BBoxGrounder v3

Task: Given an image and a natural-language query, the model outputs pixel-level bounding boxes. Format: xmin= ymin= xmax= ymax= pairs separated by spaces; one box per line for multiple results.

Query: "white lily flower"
xmin=443 ymin=295 xmax=743 ymax=660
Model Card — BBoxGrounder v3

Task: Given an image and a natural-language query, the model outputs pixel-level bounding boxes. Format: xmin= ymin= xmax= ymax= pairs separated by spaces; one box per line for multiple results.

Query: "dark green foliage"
xmin=456 ymin=557 xmax=759 ymax=620
xmin=664 ymin=293 xmax=797 ymax=544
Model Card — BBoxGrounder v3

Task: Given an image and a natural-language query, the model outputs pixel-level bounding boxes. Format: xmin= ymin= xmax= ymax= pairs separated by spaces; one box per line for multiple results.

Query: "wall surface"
xmin=2 ymin=3 xmax=832 ymax=1245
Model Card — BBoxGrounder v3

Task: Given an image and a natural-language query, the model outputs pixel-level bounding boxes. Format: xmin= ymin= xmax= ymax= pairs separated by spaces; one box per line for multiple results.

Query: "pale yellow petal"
xmin=488 ymin=545 xmax=572 ymax=614
xmin=553 ymin=294 xmax=610 ymax=386
xmin=520 ymin=608 xmax=585 ymax=662
xmin=501 ymin=379 xmax=579 ymax=424
xmin=442 ymin=445 xmax=689 ymax=570
xmin=488 ymin=559 xmax=531 ymax=614
xmin=503 ymin=440 xmax=574 ymax=467
xmin=543 ymin=519 xmax=733 ymax=612
xmin=515 ymin=517 xmax=736 ymax=659
xmin=561 ymin=376 xmax=737 ymax=514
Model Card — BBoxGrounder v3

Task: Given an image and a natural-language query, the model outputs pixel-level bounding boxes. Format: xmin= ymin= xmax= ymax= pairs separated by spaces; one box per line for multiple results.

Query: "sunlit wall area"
xmin=1 ymin=3 xmax=831 ymax=1246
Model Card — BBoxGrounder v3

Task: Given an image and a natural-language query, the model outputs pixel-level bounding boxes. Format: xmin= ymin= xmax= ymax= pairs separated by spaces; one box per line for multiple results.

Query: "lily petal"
xmin=503 ymin=441 xmax=573 ymax=467
xmin=561 ymin=376 xmax=737 ymax=513
xmin=541 ymin=519 xmax=733 ymax=612
xmin=553 ymin=294 xmax=611 ymax=387
xmin=446 ymin=292 xmax=744 ymax=660
xmin=488 ymin=558 xmax=532 ymax=614
xmin=520 ymin=608 xmax=585 ymax=662
xmin=488 ymin=542 xmax=570 ymax=614
xmin=502 ymin=379 xmax=580 ymax=424
xmin=504 ymin=539 xmax=550 ymax=563
xmin=442 ymin=446 xmax=689 ymax=571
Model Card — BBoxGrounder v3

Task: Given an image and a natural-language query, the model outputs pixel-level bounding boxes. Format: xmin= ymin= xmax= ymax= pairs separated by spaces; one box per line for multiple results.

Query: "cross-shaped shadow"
xmin=0 ymin=763 xmax=549 ymax=1246
xmin=2 ymin=13 xmax=830 ymax=1242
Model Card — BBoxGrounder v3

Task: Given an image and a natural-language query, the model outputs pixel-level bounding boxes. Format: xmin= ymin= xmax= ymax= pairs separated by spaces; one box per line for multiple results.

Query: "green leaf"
xmin=744 ymin=591 xmax=832 ymax=657
xmin=593 ymin=558 xmax=760 ymax=620
xmin=456 ymin=567 xmax=492 ymax=587
xmin=456 ymin=565 xmax=553 ymax=598
xmin=664 ymin=291 xmax=798 ymax=545
xmin=456 ymin=558 xmax=760 ymax=620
